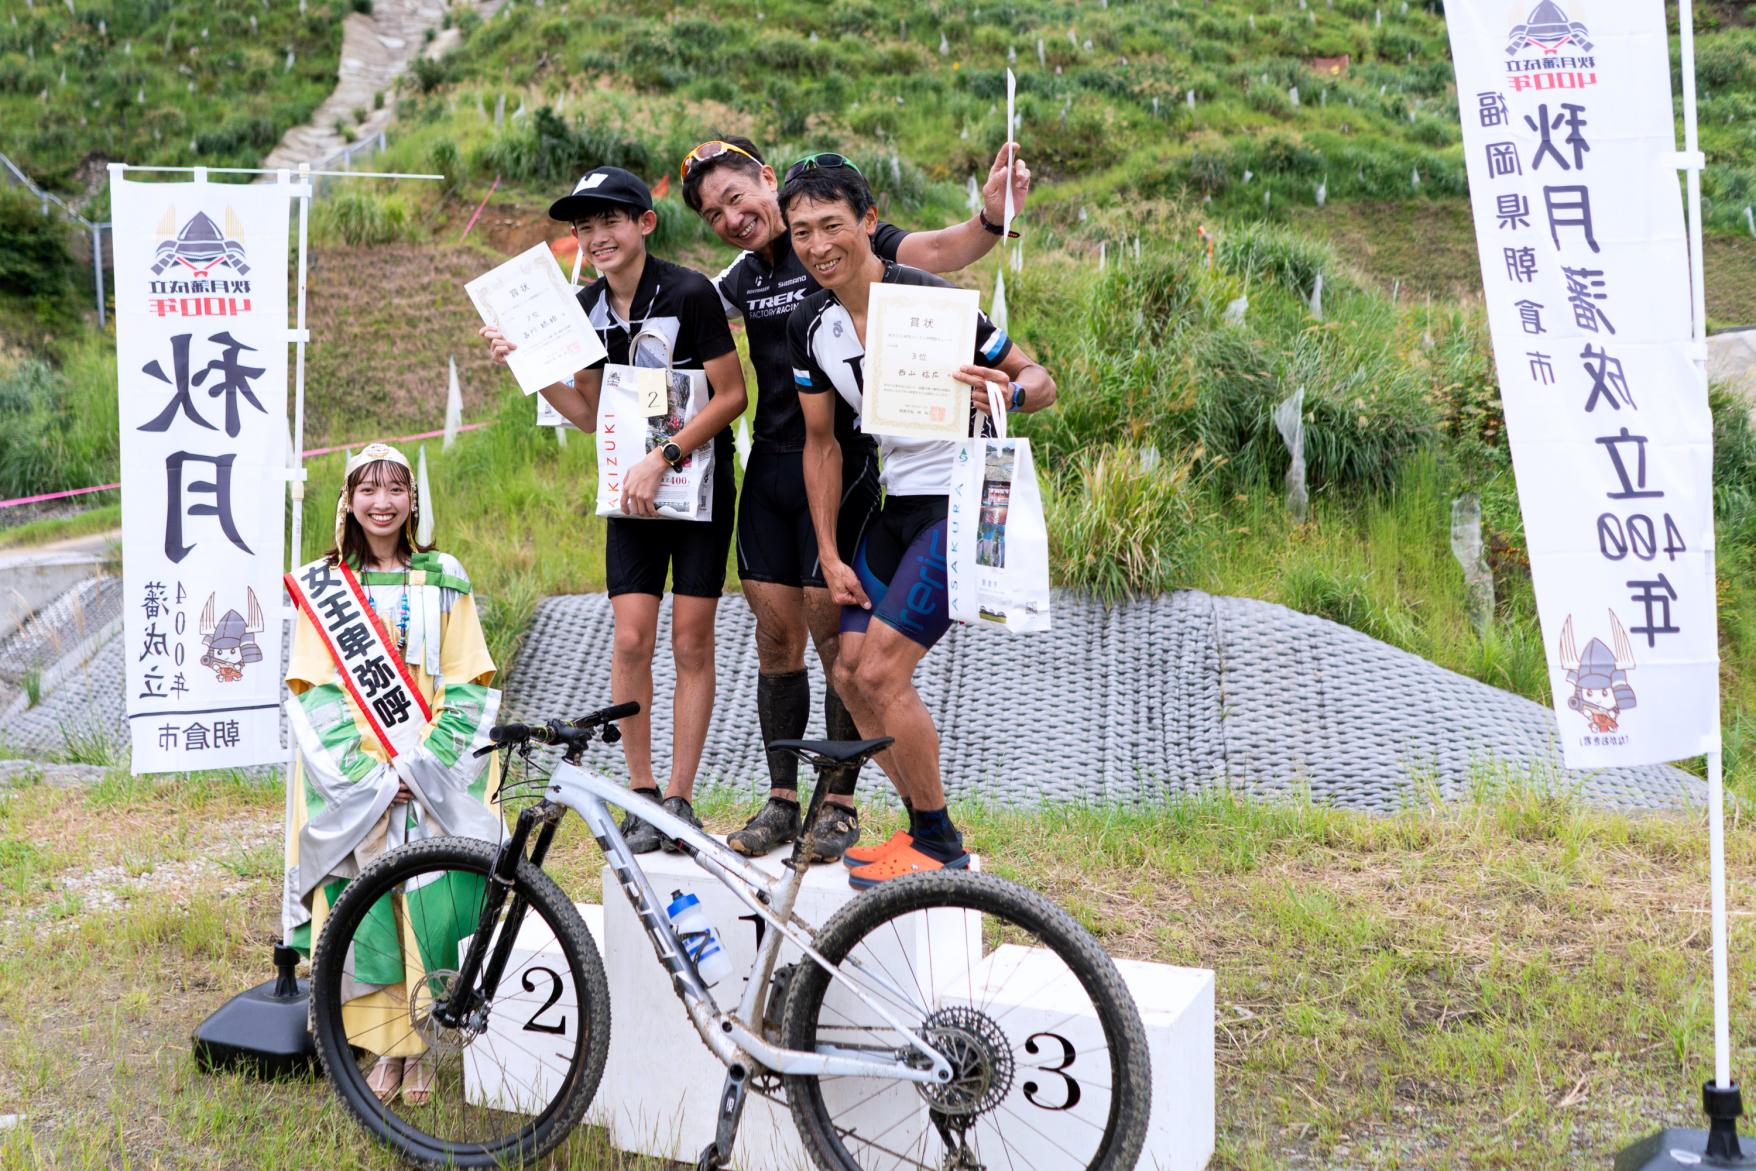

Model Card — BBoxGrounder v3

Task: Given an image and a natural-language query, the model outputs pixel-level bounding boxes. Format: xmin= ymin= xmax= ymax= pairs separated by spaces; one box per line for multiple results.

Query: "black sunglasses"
xmin=783 ymin=152 xmax=865 ymax=185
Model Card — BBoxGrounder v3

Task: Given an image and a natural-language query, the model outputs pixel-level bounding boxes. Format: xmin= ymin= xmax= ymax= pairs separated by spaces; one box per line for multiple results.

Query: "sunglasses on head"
xmin=783 ymin=152 xmax=864 ymax=185
xmin=680 ymin=140 xmax=760 ymax=182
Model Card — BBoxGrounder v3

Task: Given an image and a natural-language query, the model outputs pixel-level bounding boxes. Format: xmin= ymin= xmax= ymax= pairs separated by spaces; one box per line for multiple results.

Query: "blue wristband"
xmin=1009 ymin=381 xmax=1025 ymax=411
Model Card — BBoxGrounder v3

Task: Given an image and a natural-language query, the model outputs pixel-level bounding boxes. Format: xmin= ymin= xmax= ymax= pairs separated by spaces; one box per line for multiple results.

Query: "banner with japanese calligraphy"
xmin=1444 ymin=0 xmax=1719 ymax=767
xmin=112 ymin=175 xmax=290 ymax=773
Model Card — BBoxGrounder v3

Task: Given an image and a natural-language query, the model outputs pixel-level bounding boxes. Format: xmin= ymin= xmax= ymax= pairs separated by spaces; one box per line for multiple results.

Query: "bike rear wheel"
xmin=309 ymin=836 xmax=610 ymax=1169
xmin=781 ymin=870 xmax=1151 ymax=1171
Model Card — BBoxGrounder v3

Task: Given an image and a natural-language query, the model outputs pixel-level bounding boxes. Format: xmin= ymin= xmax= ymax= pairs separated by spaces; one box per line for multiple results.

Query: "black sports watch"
xmin=660 ymin=440 xmax=684 ymax=470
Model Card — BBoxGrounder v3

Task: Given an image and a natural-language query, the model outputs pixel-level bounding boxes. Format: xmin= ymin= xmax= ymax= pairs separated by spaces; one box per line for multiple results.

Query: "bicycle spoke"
xmin=312 ymin=840 xmax=606 ymax=1166
xmin=785 ymin=873 xmax=1147 ymax=1171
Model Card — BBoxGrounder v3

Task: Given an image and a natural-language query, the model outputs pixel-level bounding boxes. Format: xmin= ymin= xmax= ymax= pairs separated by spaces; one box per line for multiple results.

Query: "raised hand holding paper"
xmin=466 ymin=242 xmax=606 ymax=396
xmin=862 ymin=282 xmax=979 ymax=441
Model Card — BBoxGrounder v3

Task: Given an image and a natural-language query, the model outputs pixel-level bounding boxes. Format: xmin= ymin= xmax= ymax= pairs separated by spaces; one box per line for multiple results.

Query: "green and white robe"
xmin=282 ymin=551 xmax=504 ymax=1056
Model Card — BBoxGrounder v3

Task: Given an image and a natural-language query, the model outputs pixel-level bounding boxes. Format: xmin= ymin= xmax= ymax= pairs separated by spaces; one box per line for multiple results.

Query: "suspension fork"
xmin=432 ymin=798 xmax=564 ymax=1029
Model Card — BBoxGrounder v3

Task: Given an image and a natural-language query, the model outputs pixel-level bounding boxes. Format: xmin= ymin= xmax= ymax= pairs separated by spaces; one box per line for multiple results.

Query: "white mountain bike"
xmin=309 ymin=702 xmax=1151 ymax=1170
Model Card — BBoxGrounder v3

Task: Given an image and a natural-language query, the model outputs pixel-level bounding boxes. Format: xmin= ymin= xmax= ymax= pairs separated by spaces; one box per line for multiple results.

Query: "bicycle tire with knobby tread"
xmin=309 ymin=835 xmax=611 ymax=1169
xmin=780 ymin=869 xmax=1151 ymax=1171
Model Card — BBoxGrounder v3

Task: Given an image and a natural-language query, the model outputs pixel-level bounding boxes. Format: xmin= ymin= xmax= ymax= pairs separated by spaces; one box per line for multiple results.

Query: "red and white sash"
xmin=284 ymin=557 xmax=433 ymax=758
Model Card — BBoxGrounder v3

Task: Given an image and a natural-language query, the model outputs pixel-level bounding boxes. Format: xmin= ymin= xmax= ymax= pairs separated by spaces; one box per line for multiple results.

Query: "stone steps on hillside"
xmin=259 ymin=0 xmax=503 ymax=176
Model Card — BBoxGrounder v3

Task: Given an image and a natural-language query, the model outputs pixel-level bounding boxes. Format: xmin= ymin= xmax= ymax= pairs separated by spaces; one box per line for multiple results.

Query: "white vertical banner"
xmin=1442 ymin=0 xmax=1718 ymax=767
xmin=112 ymin=175 xmax=290 ymax=773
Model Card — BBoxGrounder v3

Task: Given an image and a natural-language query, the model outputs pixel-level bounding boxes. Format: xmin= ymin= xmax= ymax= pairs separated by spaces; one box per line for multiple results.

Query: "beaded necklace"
xmin=366 ymin=561 xmax=411 ymax=659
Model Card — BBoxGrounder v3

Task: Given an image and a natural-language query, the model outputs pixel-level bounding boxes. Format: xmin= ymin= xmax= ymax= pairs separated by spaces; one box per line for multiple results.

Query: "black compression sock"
xmin=758 ymin=669 xmax=810 ymax=791
xmin=911 ymin=807 xmax=965 ymax=861
xmin=823 ymin=684 xmax=861 ymax=798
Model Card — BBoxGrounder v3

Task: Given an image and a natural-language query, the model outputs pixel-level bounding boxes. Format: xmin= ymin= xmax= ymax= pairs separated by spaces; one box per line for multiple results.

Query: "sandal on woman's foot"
xmin=366 ymin=1055 xmax=404 ymax=1103
xmin=402 ymin=1051 xmax=436 ymax=1107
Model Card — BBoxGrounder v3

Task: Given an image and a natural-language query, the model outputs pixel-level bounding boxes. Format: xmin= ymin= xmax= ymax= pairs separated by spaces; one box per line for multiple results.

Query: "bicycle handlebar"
xmin=476 ymin=701 xmax=641 ymax=756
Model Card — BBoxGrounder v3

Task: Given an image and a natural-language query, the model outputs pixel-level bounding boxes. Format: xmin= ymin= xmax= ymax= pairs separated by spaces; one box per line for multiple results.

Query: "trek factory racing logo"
xmin=1503 ymin=0 xmax=1598 ymax=93
xmin=745 ymin=288 xmax=806 ymax=319
xmin=145 ymin=208 xmax=255 ymax=319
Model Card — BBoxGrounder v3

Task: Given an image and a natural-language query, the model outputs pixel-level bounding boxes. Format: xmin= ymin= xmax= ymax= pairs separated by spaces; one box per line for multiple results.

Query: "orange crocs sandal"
xmin=841 ymin=829 xmax=914 ymax=869
xmin=846 ymin=842 xmax=971 ymax=890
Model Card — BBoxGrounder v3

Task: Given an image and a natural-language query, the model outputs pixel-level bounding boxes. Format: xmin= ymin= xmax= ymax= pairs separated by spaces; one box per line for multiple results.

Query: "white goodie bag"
xmin=948 ymin=386 xmax=1051 ymax=631
xmin=594 ymin=326 xmax=715 ymax=520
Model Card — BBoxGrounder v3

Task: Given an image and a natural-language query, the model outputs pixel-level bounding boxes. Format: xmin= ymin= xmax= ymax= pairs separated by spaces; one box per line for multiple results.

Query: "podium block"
xmin=465 ymin=854 xmax=1217 ymax=1171
xmin=590 ymin=845 xmax=979 ymax=1168
xmin=947 ymin=945 xmax=1215 ymax=1171
xmin=463 ymin=904 xmax=606 ymax=1113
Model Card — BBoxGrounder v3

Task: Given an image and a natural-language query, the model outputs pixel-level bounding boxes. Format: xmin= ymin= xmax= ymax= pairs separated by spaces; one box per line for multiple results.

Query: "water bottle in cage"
xmin=665 ymin=889 xmax=733 ymax=986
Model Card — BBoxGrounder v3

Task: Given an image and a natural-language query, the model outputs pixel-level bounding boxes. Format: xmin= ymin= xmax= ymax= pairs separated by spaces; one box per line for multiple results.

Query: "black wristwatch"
xmin=978 ymin=209 xmax=1021 ymax=239
xmin=661 ymin=441 xmax=684 ymax=470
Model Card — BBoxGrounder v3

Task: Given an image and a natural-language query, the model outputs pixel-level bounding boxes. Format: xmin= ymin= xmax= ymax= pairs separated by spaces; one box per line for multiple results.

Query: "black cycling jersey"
xmin=712 ymin=223 xmax=908 ymax=453
xmin=578 ymin=253 xmax=739 ymax=468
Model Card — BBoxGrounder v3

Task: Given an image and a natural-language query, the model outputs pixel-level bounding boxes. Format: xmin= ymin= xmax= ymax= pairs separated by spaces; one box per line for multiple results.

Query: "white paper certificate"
xmin=466 ymin=242 xmax=607 ymax=396
xmin=862 ymin=282 xmax=980 ymax=441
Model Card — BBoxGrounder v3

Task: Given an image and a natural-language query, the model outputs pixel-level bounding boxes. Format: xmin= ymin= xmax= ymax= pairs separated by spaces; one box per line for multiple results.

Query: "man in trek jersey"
xmin=680 ymin=136 xmax=1031 ymax=862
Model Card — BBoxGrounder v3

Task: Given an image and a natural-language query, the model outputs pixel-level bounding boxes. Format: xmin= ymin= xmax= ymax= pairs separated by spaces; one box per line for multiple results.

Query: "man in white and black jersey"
xmin=781 ymin=161 xmax=1057 ymax=888
xmin=480 ymin=167 xmax=748 ymax=855
xmin=679 ymin=135 xmax=1033 ymax=863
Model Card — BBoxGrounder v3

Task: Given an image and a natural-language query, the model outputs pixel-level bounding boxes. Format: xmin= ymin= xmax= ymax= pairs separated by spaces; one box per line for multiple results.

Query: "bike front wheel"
xmin=781 ymin=870 xmax=1151 ymax=1171
xmin=309 ymin=836 xmax=610 ymax=1169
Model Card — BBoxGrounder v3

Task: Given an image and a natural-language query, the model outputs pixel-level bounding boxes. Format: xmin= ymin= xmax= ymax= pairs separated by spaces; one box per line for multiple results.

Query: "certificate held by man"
xmin=465 ymin=242 xmax=607 ymax=396
xmin=862 ymin=282 xmax=980 ymax=441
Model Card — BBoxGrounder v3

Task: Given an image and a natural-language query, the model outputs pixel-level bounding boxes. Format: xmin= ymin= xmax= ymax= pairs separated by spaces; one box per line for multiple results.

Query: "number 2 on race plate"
xmin=635 ymin=368 xmax=668 ymax=419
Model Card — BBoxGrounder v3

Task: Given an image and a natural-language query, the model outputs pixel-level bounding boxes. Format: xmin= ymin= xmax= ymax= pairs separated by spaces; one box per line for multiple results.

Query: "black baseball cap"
xmin=548 ymin=166 xmax=654 ymax=223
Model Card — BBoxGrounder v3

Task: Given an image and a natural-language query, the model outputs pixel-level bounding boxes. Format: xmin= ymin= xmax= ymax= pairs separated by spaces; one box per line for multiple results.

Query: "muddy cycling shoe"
xmin=727 ymin=797 xmax=800 ymax=857
xmin=620 ymin=788 xmax=665 ymax=854
xmin=660 ymin=795 xmax=702 ymax=854
xmin=802 ymin=803 xmax=861 ymax=864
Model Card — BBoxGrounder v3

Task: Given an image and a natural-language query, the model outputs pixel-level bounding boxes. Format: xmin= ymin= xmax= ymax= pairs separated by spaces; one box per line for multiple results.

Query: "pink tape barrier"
xmin=0 ymin=421 xmax=489 ymax=511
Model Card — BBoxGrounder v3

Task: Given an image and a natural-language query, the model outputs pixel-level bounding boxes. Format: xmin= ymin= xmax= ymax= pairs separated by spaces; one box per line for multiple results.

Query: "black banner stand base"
xmin=191 ymin=941 xmax=317 ymax=1079
xmin=1616 ymin=1085 xmax=1756 ymax=1170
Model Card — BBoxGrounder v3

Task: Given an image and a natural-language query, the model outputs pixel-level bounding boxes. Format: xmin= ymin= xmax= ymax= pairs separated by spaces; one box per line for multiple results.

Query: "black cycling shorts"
xmin=841 ymin=494 xmax=952 ymax=649
xmin=736 ymin=443 xmax=882 ymax=590
xmin=605 ymin=458 xmax=737 ymax=598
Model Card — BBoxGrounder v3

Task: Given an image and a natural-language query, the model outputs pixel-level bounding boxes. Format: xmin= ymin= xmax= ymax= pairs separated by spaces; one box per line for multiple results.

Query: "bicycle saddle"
xmin=767 ymin=737 xmax=894 ymax=767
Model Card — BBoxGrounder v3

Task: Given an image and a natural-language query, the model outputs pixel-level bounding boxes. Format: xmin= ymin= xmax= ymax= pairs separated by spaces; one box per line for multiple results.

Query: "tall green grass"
xmin=0 ymin=335 xmax=120 ymax=500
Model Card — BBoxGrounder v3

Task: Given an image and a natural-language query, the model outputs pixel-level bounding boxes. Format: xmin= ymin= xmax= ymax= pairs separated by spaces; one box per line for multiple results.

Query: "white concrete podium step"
xmin=466 ymin=844 xmax=1214 ymax=1169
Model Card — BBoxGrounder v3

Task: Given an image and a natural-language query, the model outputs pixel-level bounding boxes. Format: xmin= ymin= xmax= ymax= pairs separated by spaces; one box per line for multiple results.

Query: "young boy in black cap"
xmin=481 ymin=166 xmax=747 ymax=852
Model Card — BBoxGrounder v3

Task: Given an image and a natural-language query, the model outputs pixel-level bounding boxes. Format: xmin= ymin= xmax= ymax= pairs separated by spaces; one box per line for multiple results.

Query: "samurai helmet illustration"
xmin=1505 ymin=0 xmax=1593 ymax=55
xmin=1559 ymin=610 xmax=1637 ymax=711
xmin=200 ymin=588 xmax=266 ymax=663
xmin=335 ymin=442 xmax=432 ymax=549
xmin=150 ymin=209 xmax=251 ymax=277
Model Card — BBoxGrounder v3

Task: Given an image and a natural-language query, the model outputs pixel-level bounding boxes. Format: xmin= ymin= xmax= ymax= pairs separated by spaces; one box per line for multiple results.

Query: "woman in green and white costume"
xmin=282 ymin=442 xmax=506 ymax=1104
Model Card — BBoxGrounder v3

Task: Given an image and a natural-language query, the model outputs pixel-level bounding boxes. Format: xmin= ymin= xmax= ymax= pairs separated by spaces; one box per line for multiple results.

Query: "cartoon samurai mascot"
xmin=1559 ymin=610 xmax=1638 ymax=733
xmin=199 ymin=589 xmax=265 ymax=682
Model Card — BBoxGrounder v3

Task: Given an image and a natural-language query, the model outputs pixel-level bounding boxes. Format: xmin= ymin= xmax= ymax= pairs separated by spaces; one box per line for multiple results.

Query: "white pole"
xmin=291 ymin=164 xmax=311 ymax=566
xmin=1676 ymin=0 xmax=1729 ymax=1093
xmin=114 ymin=163 xmax=442 ymax=182
xmin=280 ymin=165 xmax=314 ymax=945
xmin=91 ymin=223 xmax=106 ymax=328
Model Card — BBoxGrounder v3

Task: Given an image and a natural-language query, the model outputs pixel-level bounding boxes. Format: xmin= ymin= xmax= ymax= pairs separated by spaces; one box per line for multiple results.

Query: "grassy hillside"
xmin=401 ymin=0 xmax=1756 ymax=230
xmin=5 ymin=0 xmax=1756 ymax=788
xmin=0 ymin=0 xmax=351 ymax=209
